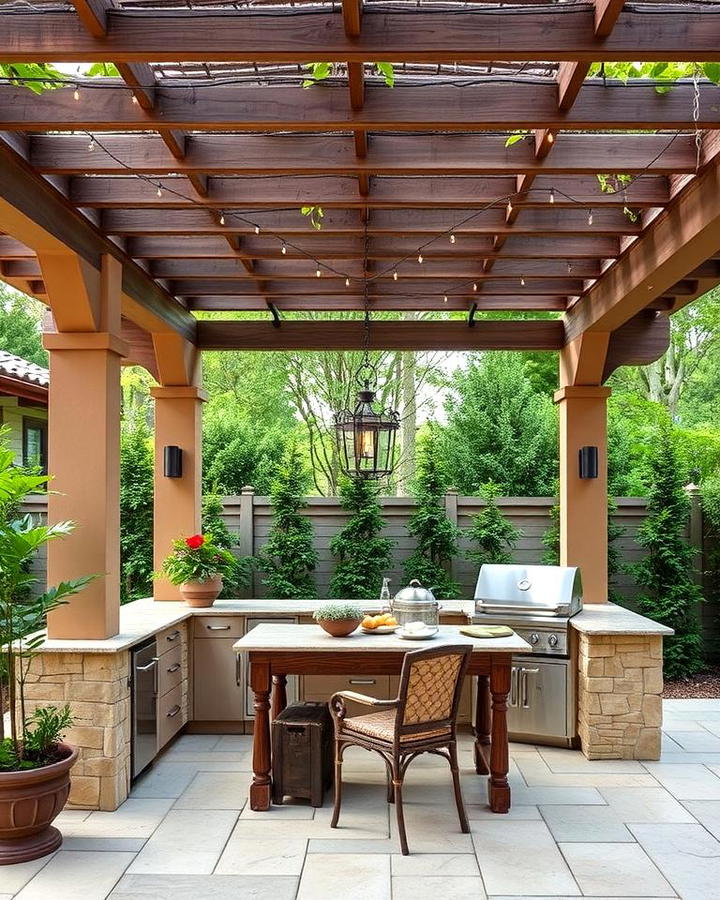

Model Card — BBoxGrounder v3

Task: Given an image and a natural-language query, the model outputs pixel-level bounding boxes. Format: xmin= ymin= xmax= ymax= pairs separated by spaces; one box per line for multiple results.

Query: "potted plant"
xmin=0 ymin=435 xmax=95 ymax=865
xmin=313 ymin=602 xmax=364 ymax=637
xmin=157 ymin=533 xmax=243 ymax=607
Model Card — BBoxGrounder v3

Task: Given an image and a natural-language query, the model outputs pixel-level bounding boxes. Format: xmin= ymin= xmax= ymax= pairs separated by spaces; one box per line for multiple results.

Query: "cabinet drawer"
xmin=157 ymin=624 xmax=185 ymax=654
xmin=193 ymin=616 xmax=244 ymax=639
xmin=193 ymin=636 xmax=244 ymax=721
xmin=158 ymin=683 xmax=184 ymax=749
xmin=303 ymin=675 xmax=390 ymax=701
xmin=158 ymin=644 xmax=183 ymax=697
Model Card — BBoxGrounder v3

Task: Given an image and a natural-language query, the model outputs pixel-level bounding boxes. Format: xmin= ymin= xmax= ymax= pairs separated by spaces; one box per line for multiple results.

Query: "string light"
xmin=547 ymin=132 xmax=555 ymax=144
xmin=567 ymin=262 xmax=573 ymax=274
xmin=472 ymin=283 xmax=478 ymax=292
xmin=281 ymin=244 xmax=287 ymax=254
xmin=345 ymin=277 xmax=351 ymax=287
xmin=520 ymin=276 xmax=526 ymax=286
xmin=417 ymin=253 xmax=423 ymax=264
xmin=549 ymin=188 xmax=556 ymax=204
xmin=506 ymin=199 xmax=513 ymax=216
xmin=316 ymin=267 xmax=322 ymax=278
xmin=587 ymin=209 xmax=593 ymax=226
xmin=219 ymin=213 xmax=226 ymax=225
xmin=73 ymin=86 xmax=79 ymax=101
xmin=449 ymin=233 xmax=456 ymax=244
xmin=131 ymin=95 xmax=139 ymax=105
xmin=393 ymin=270 xmax=398 ymax=280
xmin=87 ymin=137 xmax=95 ymax=152
xmin=156 ymin=184 xmax=163 ymax=198
xmin=443 ymin=294 xmax=448 ymax=303
xmin=254 ymin=225 xmax=260 ymax=235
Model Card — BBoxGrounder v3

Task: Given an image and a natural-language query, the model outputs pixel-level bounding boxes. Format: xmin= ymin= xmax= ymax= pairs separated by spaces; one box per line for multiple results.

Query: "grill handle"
xmin=520 ymin=668 xmax=539 ymax=709
xmin=509 ymin=667 xmax=519 ymax=708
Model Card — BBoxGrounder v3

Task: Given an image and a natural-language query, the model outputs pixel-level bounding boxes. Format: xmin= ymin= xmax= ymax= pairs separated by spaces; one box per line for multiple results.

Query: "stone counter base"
xmin=22 ymin=650 xmax=132 ymax=810
xmin=577 ymin=632 xmax=663 ymax=760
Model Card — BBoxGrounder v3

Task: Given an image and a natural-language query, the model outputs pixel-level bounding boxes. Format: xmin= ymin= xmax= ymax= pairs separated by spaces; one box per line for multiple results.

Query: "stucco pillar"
xmin=553 ymin=385 xmax=611 ymax=604
xmin=151 ymin=385 xmax=207 ymax=601
xmin=44 ymin=332 xmax=128 ymax=639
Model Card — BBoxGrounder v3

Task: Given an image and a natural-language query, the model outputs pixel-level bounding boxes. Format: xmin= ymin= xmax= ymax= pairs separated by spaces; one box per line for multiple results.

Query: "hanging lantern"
xmin=335 ymin=357 xmax=399 ymax=480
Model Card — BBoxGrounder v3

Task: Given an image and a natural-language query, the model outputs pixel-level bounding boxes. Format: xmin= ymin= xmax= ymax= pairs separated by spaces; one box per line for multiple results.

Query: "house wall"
xmin=0 ymin=396 xmax=47 ymax=465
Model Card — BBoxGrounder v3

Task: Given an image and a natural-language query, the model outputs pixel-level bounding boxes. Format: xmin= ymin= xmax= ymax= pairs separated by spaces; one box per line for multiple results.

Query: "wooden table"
xmin=233 ymin=624 xmax=530 ymax=813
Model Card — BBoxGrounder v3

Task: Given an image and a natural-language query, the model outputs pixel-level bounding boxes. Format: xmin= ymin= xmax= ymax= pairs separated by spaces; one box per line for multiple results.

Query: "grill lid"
xmin=474 ymin=564 xmax=583 ymax=618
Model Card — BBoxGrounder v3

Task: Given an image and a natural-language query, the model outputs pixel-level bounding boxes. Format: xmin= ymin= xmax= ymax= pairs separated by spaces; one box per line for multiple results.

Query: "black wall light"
xmin=164 ymin=445 xmax=183 ymax=478
xmin=578 ymin=446 xmax=599 ymax=479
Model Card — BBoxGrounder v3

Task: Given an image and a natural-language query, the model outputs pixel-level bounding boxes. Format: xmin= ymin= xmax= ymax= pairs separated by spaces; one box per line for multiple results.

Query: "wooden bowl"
xmin=316 ymin=617 xmax=363 ymax=637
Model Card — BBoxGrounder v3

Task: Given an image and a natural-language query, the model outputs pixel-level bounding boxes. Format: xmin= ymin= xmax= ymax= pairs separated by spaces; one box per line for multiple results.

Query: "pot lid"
xmin=393 ymin=579 xmax=437 ymax=604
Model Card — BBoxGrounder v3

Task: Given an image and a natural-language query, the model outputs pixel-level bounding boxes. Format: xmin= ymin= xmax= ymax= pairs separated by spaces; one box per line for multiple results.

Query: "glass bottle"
xmin=380 ymin=577 xmax=391 ymax=603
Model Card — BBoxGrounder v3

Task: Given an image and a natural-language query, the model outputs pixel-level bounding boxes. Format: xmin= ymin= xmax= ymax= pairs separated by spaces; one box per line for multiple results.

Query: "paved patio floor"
xmin=3 ymin=699 xmax=720 ymax=899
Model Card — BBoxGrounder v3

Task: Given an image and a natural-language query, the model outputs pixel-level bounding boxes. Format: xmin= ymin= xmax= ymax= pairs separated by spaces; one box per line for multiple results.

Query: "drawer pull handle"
xmin=166 ymin=631 xmax=180 ymax=642
xmin=349 ymin=679 xmax=376 ymax=685
xmin=167 ymin=663 xmax=181 ymax=673
xmin=207 ymin=624 xmax=231 ymax=631
xmin=167 ymin=705 xmax=181 ymax=718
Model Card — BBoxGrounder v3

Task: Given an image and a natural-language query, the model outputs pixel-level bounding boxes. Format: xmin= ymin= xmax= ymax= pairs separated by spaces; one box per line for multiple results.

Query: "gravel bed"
xmin=663 ymin=665 xmax=720 ymax=699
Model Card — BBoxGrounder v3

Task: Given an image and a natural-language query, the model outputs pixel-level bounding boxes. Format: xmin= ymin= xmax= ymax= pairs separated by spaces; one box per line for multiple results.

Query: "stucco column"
xmin=44 ymin=332 xmax=128 ymax=639
xmin=553 ymin=385 xmax=611 ymax=604
xmin=151 ymin=385 xmax=207 ymax=601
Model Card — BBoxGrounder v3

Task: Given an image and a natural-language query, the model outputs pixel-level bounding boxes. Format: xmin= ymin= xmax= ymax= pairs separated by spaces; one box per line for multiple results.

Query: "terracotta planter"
xmin=180 ymin=576 xmax=223 ymax=607
xmin=317 ymin=617 xmax=363 ymax=637
xmin=0 ymin=742 xmax=78 ymax=865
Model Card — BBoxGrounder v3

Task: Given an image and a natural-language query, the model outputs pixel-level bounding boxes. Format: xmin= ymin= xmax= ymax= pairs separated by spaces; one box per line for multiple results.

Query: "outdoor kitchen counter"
xmin=570 ymin=602 xmax=674 ymax=636
xmin=30 ymin=596 xmax=476 ymax=653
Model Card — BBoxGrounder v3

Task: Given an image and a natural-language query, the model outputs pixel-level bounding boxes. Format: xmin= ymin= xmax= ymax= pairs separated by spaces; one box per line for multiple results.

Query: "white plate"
xmin=361 ymin=624 xmax=400 ymax=634
xmin=396 ymin=626 xmax=439 ymax=641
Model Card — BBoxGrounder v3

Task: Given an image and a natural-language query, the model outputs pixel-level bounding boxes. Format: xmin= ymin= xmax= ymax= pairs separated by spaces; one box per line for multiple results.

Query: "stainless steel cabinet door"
xmin=507 ymin=657 xmax=570 ymax=740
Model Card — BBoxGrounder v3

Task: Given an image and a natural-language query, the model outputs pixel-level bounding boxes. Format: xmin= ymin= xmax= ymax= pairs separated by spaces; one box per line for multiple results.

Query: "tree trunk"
xmin=397 ymin=350 xmax=417 ymax=495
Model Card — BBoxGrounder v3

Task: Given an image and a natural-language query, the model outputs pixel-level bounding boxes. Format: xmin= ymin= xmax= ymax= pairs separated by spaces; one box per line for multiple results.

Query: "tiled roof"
xmin=0 ymin=350 xmax=49 ymax=389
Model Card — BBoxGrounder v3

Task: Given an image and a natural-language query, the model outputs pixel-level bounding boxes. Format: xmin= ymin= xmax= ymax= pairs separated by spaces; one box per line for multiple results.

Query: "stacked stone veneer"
xmin=21 ymin=621 xmax=189 ymax=811
xmin=577 ymin=632 xmax=663 ymax=760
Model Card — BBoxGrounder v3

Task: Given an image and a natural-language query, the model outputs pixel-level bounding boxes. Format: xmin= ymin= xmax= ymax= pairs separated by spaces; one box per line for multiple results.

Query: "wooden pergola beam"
xmin=3 ymin=9 xmax=719 ymax=62
xmin=188 ymin=295 xmax=567 ymax=312
xmin=564 ymin=155 xmax=720 ymax=340
xmin=30 ymin=133 xmax=698 ymax=176
xmin=2 ymin=83 xmax=718 ymax=131
xmin=197 ymin=319 xmax=565 ymax=351
xmin=0 ymin=139 xmax=195 ymax=340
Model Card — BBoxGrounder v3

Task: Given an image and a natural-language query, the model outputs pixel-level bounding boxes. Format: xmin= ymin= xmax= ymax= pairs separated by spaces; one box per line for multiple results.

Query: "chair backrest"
xmin=395 ymin=644 xmax=472 ymax=740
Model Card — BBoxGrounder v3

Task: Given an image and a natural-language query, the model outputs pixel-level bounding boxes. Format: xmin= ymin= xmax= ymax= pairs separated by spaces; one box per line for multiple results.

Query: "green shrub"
xmin=329 ymin=476 xmax=394 ymax=600
xmin=119 ymin=419 xmax=154 ymax=603
xmin=466 ymin=482 xmax=521 ymax=566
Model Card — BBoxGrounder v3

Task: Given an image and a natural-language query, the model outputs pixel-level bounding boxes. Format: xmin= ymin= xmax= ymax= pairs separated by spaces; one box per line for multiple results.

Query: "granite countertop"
xmin=234 ymin=622 xmax=531 ymax=654
xmin=33 ymin=596 xmax=476 ymax=653
xmin=570 ymin=602 xmax=674 ymax=636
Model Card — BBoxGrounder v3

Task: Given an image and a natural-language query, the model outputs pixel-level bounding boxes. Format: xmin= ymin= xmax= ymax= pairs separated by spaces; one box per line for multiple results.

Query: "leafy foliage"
xmin=301 ymin=206 xmax=324 ymax=229
xmin=442 ymin=352 xmax=558 ymax=496
xmin=303 ymin=61 xmax=394 ymax=88
xmin=0 ymin=430 xmax=95 ymax=766
xmin=158 ymin=533 xmax=248 ymax=586
xmin=0 ymin=62 xmax=63 ymax=93
xmin=202 ymin=492 xmax=249 ymax=599
xmin=466 ymin=483 xmax=521 ymax=566
xmin=631 ymin=420 xmax=704 ymax=679
xmin=257 ymin=442 xmax=318 ymax=599
xmin=22 ymin=705 xmax=73 ymax=761
xmin=329 ymin=476 xmax=394 ymax=600
xmin=403 ymin=434 xmax=459 ymax=599
xmin=313 ymin=602 xmax=364 ymax=621
xmin=0 ymin=285 xmax=48 ymax=367
xmin=119 ymin=418 xmax=154 ymax=604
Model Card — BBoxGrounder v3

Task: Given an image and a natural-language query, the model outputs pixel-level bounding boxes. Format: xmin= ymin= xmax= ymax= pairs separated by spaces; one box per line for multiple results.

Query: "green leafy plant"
xmin=157 ymin=533 xmax=245 ymax=586
xmin=466 ymin=483 xmax=521 ymax=566
xmin=403 ymin=432 xmax=460 ymax=600
xmin=329 ymin=476 xmax=394 ymax=600
xmin=0 ymin=429 xmax=95 ymax=768
xmin=631 ymin=420 xmax=704 ymax=679
xmin=302 ymin=61 xmax=394 ymax=88
xmin=301 ymin=205 xmax=324 ymax=230
xmin=120 ymin=418 xmax=154 ymax=604
xmin=313 ymin=602 xmax=364 ymax=622
xmin=257 ymin=442 xmax=318 ymax=599
xmin=202 ymin=492 xmax=250 ymax=599
xmin=22 ymin=705 xmax=74 ymax=762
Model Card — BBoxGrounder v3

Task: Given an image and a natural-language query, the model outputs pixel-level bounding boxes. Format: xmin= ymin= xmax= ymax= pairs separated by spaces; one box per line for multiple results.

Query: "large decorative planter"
xmin=180 ymin=576 xmax=223 ymax=607
xmin=316 ymin=617 xmax=363 ymax=638
xmin=0 ymin=742 xmax=78 ymax=865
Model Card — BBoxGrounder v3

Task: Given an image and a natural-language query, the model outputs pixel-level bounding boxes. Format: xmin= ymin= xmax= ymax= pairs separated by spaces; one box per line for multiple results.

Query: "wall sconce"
xmin=163 ymin=445 xmax=183 ymax=478
xmin=578 ymin=446 xmax=599 ymax=479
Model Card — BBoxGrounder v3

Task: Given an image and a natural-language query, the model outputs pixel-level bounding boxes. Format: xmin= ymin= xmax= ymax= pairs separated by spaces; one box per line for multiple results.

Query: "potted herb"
xmin=313 ymin=602 xmax=364 ymax=637
xmin=0 ymin=435 xmax=95 ymax=864
xmin=157 ymin=533 xmax=244 ymax=607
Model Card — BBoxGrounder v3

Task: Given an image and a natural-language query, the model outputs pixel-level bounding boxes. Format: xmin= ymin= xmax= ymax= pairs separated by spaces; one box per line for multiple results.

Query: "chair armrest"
xmin=329 ymin=691 xmax=399 ymax=721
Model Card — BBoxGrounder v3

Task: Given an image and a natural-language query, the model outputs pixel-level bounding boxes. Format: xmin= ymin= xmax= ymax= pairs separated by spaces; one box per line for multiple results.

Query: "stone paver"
xmin=5 ymin=702 xmax=720 ymax=898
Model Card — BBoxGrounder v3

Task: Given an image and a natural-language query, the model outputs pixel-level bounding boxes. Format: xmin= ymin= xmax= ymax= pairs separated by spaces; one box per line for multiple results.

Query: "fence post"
xmin=239 ymin=484 xmax=255 ymax=597
xmin=445 ymin=490 xmax=459 ymax=585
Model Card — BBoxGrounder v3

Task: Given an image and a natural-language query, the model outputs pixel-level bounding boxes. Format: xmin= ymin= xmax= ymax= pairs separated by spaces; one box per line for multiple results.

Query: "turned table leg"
xmin=249 ymin=658 xmax=272 ymax=811
xmin=271 ymin=674 xmax=288 ymax=720
xmin=474 ymin=674 xmax=491 ymax=775
xmin=488 ymin=658 xmax=511 ymax=813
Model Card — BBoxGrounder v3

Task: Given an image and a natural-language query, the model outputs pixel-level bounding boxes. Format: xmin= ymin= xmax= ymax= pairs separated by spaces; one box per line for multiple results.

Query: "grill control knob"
xmin=548 ymin=634 xmax=559 ymax=648
xmin=529 ymin=632 xmax=540 ymax=645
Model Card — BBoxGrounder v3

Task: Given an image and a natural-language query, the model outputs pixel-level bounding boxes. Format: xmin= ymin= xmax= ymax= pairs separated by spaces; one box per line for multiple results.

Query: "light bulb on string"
xmin=219 ymin=213 xmax=226 ymax=226
xmin=87 ymin=136 xmax=95 ymax=152
xmin=472 ymin=283 xmax=478 ymax=292
xmin=156 ymin=184 xmax=163 ymax=198
xmin=316 ymin=267 xmax=322 ymax=278
xmin=520 ymin=276 xmax=526 ymax=287
xmin=254 ymin=225 xmax=260 ymax=235
xmin=506 ymin=199 xmax=513 ymax=216
xmin=281 ymin=244 xmax=287 ymax=255
xmin=449 ymin=233 xmax=456 ymax=244
xmin=131 ymin=94 xmax=139 ymax=105
xmin=417 ymin=253 xmax=423 ymax=264
xmin=587 ymin=209 xmax=593 ymax=226
xmin=443 ymin=295 xmax=448 ymax=303
xmin=345 ymin=277 xmax=351 ymax=287
xmin=549 ymin=188 xmax=556 ymax=205
xmin=73 ymin=86 xmax=80 ymax=101
xmin=547 ymin=132 xmax=555 ymax=144
xmin=393 ymin=270 xmax=398 ymax=281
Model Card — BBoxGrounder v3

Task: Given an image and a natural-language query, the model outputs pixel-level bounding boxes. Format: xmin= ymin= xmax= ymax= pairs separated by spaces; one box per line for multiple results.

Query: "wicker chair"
xmin=328 ymin=644 xmax=472 ymax=855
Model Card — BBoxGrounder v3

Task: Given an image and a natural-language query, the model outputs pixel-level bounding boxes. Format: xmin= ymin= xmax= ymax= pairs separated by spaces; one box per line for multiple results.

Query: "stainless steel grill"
xmin=472 ymin=564 xmax=583 ymax=746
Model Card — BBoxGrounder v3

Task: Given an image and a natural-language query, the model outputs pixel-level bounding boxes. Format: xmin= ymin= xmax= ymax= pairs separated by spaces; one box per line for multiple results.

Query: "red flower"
xmin=185 ymin=534 xmax=205 ymax=549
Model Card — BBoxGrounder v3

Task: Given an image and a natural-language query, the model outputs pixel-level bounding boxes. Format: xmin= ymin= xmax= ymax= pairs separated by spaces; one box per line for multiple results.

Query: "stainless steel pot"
xmin=387 ymin=579 xmax=441 ymax=628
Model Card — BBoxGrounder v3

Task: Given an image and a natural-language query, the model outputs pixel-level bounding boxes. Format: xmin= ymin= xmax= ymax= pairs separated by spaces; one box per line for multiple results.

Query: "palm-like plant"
xmin=0 ymin=432 xmax=94 ymax=768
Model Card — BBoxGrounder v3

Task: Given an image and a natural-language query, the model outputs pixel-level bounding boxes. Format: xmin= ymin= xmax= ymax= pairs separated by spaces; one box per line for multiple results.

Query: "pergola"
xmin=0 ymin=0 xmax=719 ymax=639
